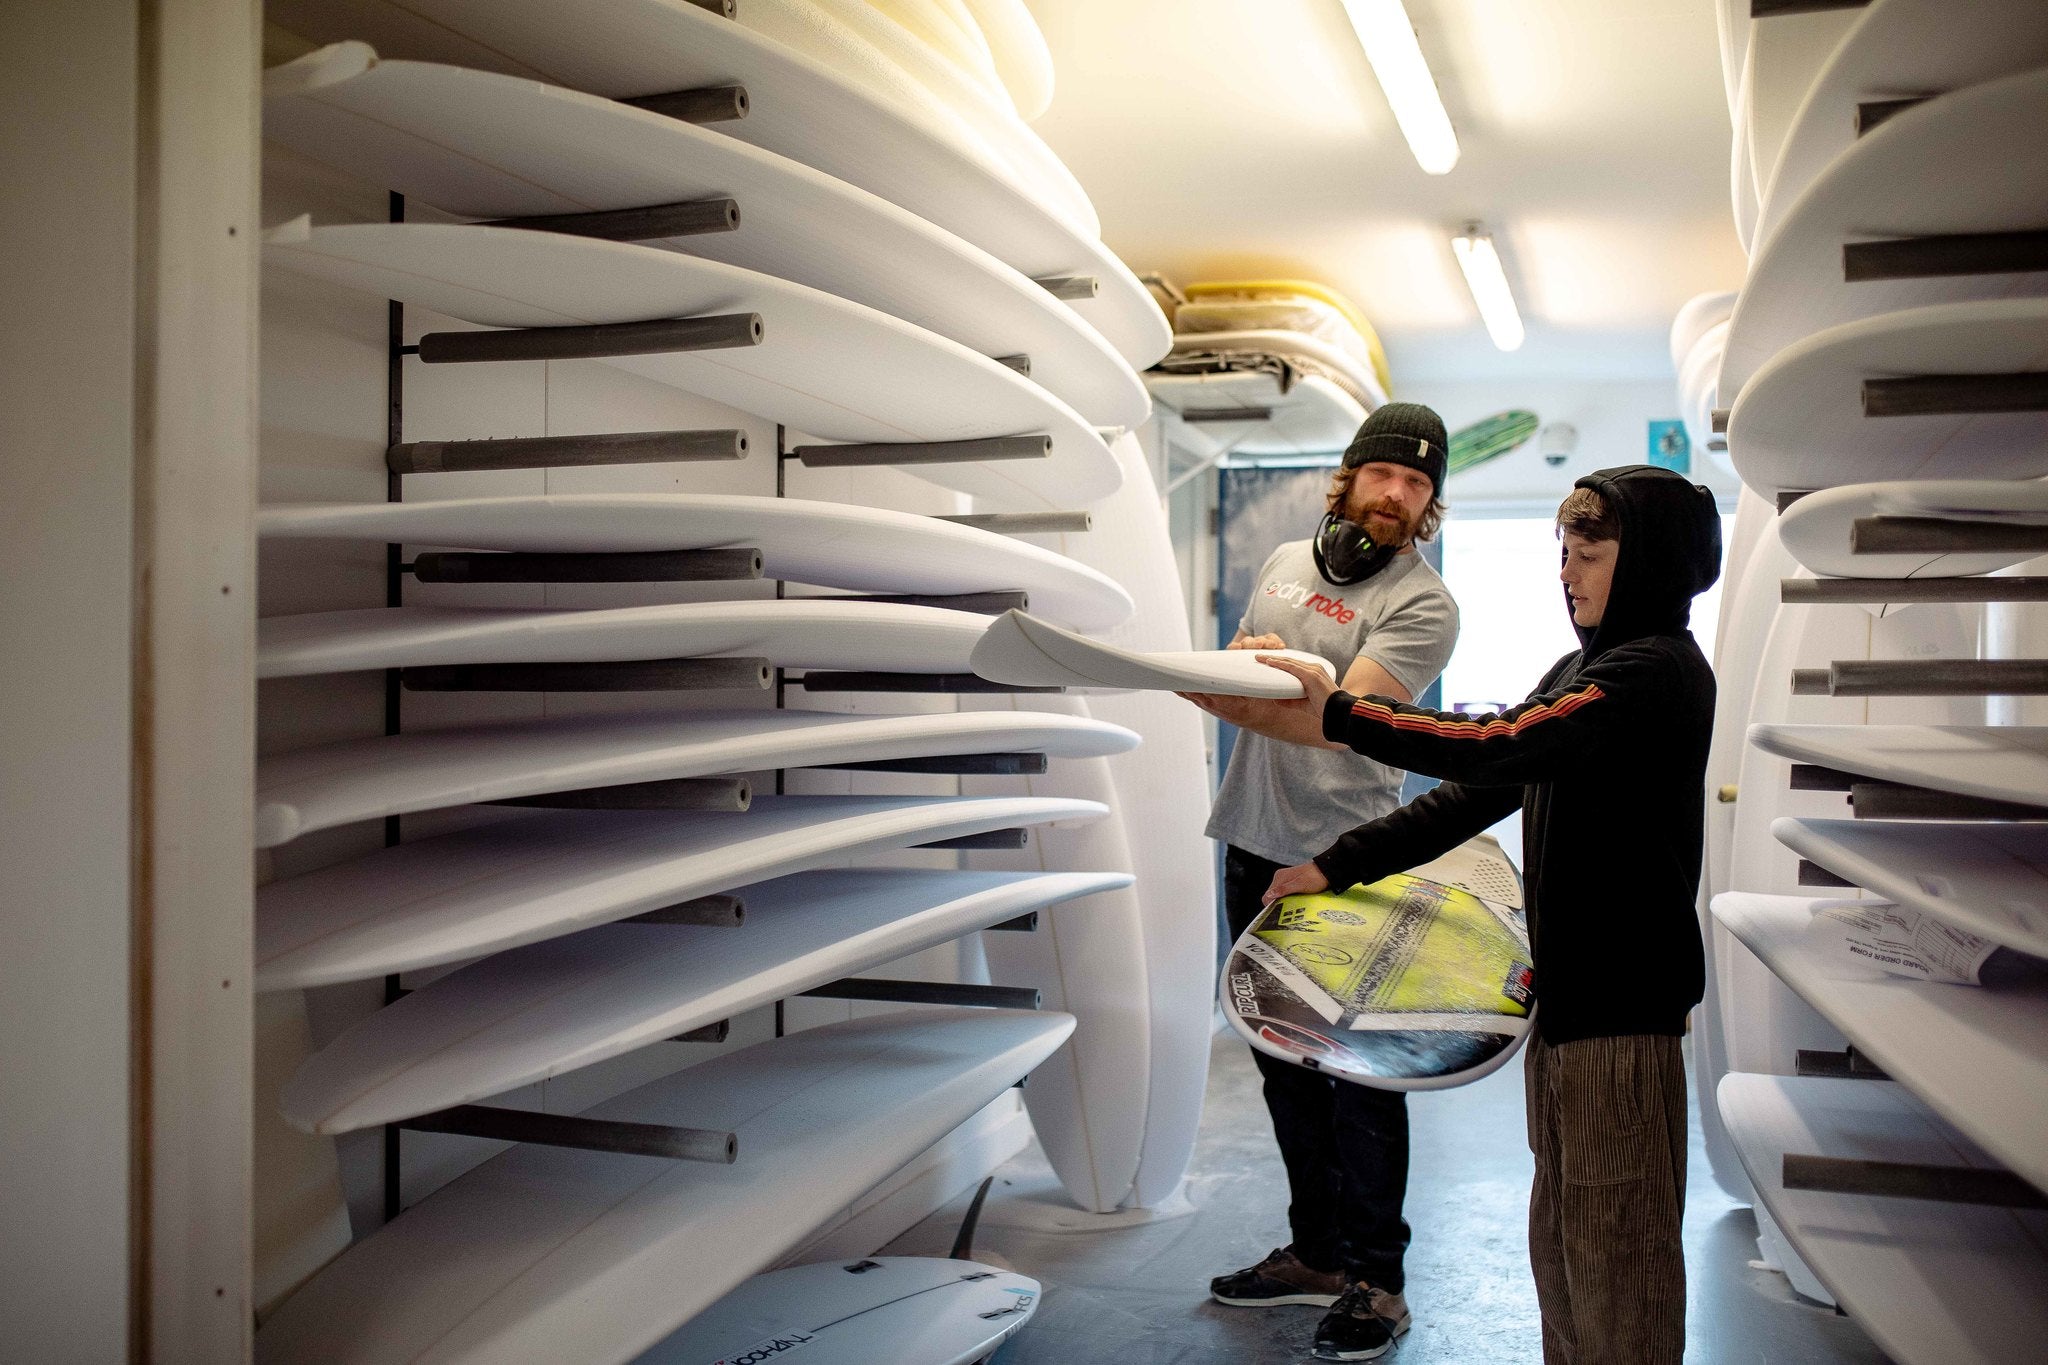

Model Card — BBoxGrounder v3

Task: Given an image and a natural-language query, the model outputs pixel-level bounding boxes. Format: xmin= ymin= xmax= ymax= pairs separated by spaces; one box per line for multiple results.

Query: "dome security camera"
xmin=1540 ymin=422 xmax=1578 ymax=468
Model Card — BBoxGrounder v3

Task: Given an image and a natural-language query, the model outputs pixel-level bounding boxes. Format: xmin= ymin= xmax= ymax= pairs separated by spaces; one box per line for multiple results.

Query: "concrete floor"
xmin=882 ymin=1024 xmax=1892 ymax=1364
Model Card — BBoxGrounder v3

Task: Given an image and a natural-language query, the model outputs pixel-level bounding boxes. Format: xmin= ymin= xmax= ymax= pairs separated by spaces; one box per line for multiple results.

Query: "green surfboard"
xmin=1448 ymin=409 xmax=1539 ymax=477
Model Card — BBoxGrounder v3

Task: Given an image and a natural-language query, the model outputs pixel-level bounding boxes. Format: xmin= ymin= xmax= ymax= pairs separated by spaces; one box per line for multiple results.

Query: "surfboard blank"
xmin=1749 ymin=723 xmax=2048 ymax=809
xmin=259 ymin=793 xmax=1104 ymax=990
xmin=281 ymin=867 xmax=1127 ymax=1135
xmin=1728 ymin=299 xmax=2048 ymax=497
xmin=1717 ymin=1071 xmax=2048 ymax=1365
xmin=260 ymin=46 xmax=1145 ymax=428
xmin=256 ymin=494 xmax=1134 ymax=631
xmin=1149 ymin=372 xmax=1365 ymax=459
xmin=1713 ymin=891 xmax=2048 ymax=1198
xmin=1722 ymin=67 xmax=2048 ymax=401
xmin=971 ymin=608 xmax=1332 ymax=697
xmin=257 ymin=600 xmax=993 ymax=679
xmin=1759 ymin=0 xmax=2048 ymax=249
xmin=263 ymin=221 xmax=1118 ymax=511
xmin=633 ymin=1256 xmax=1038 ymax=1365
xmin=1776 ymin=481 xmax=2042 ymax=580
xmin=262 ymin=0 xmax=1169 ymax=369
xmin=252 ymin=1009 xmax=1073 ymax=1365
xmin=1770 ymin=817 xmax=2048 ymax=959
xmin=255 ymin=708 xmax=1138 ymax=848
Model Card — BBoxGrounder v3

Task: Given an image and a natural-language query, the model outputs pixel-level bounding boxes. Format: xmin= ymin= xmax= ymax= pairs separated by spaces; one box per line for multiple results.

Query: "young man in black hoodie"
xmin=1256 ymin=465 xmax=1720 ymax=1364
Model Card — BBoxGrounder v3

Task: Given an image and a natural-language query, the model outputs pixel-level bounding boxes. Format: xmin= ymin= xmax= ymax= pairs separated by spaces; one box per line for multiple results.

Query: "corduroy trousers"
xmin=1524 ymin=1032 xmax=1688 ymax=1364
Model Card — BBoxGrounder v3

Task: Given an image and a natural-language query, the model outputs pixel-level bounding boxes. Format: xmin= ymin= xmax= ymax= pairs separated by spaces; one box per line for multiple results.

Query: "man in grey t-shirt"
xmin=1184 ymin=403 xmax=1459 ymax=1363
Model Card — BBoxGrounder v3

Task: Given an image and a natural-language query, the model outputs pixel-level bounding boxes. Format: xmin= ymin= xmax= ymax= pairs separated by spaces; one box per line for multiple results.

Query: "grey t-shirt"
xmin=1205 ymin=539 xmax=1459 ymax=865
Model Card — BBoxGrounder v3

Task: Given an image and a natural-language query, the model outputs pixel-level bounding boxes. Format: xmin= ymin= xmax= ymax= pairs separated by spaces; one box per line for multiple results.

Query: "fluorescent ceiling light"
xmin=1451 ymin=227 xmax=1525 ymax=351
xmin=1340 ymin=0 xmax=1460 ymax=175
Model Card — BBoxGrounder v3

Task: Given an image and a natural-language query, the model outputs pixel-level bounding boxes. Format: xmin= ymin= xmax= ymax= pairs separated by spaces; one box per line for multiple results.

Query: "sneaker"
xmin=1311 ymin=1282 xmax=1412 ymax=1360
xmin=1208 ymin=1246 xmax=1348 ymax=1307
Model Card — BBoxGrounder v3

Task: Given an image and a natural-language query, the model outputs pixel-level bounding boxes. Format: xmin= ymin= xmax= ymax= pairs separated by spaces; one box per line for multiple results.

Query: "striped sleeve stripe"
xmin=1350 ymin=684 xmax=1605 ymax=739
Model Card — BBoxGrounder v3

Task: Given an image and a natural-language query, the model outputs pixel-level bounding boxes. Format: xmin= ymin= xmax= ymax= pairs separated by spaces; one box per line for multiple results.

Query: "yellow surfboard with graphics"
xmin=1221 ymin=835 xmax=1533 ymax=1090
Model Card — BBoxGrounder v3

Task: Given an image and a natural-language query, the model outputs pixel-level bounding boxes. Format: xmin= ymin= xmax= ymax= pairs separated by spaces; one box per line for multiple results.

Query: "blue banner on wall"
xmin=1648 ymin=419 xmax=1690 ymax=472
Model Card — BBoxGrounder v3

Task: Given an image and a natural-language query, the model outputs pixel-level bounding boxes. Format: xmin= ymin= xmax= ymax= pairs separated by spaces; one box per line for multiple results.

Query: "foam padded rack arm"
xmin=417 ymin=311 xmax=762 ymax=364
xmin=792 ymin=435 xmax=1051 ymax=468
xmin=798 ymin=979 xmax=1040 ymax=1010
xmin=409 ymin=548 xmax=763 ymax=584
xmin=403 ymin=658 xmax=772 ymax=693
xmin=1782 ymin=1153 xmax=2048 ymax=1209
xmin=1791 ymin=660 xmax=2048 ymax=696
xmin=478 ymin=197 xmax=742 ymax=243
xmin=1782 ymin=577 xmax=2048 ymax=604
xmin=1852 ymin=518 xmax=2048 ymax=555
xmin=388 ymin=428 xmax=747 ymax=474
xmin=400 ymin=1104 xmax=737 ymax=1164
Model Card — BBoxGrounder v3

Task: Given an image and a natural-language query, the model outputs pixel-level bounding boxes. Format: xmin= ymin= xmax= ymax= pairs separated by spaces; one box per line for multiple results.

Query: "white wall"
xmin=0 ymin=4 xmax=138 ymax=1356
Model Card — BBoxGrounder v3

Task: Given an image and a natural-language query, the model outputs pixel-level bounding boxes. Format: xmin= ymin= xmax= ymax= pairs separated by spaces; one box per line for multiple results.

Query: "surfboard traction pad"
xmin=1224 ymin=871 xmax=1534 ymax=1089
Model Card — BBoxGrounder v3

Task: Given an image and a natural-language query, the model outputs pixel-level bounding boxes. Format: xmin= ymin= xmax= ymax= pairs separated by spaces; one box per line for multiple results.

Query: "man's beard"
xmin=1344 ymin=496 xmax=1421 ymax=547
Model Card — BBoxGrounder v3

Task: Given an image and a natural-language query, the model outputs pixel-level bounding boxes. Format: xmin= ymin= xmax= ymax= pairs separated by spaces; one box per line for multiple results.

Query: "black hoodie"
xmin=1311 ymin=465 xmax=1722 ymax=1044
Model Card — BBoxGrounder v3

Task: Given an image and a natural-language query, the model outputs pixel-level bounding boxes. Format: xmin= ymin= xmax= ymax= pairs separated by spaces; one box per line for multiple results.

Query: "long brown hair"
xmin=1325 ymin=464 xmax=1448 ymax=543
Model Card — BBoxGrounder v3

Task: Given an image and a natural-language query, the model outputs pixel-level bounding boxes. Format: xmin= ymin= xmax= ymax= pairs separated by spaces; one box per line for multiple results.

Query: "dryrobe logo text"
xmin=1262 ymin=577 xmax=1357 ymax=625
xmin=715 ymin=1331 xmax=820 ymax=1365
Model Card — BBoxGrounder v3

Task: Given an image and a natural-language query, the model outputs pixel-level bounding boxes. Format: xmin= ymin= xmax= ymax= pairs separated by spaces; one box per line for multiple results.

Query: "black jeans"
xmin=1225 ymin=845 xmax=1412 ymax=1290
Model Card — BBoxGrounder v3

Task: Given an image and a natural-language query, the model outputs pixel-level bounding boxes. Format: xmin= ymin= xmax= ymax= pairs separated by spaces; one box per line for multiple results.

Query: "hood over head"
xmin=1568 ymin=465 xmax=1722 ymax=659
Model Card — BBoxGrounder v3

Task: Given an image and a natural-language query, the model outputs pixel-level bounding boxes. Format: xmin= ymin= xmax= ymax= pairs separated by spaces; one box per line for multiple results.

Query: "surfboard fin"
xmin=949 ymin=1176 xmax=997 ymax=1260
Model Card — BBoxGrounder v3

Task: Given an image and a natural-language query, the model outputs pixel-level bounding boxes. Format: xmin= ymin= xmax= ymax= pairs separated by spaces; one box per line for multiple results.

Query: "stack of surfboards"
xmin=1147 ymin=280 xmax=1390 ymax=458
xmin=252 ymin=0 xmax=1194 ymax=1357
xmin=1669 ymin=291 xmax=1734 ymax=474
xmin=1704 ymin=2 xmax=2048 ymax=1346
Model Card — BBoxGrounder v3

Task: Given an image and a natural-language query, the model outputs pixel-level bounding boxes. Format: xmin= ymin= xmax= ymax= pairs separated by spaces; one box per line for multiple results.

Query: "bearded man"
xmin=1183 ymin=402 xmax=1460 ymax=1362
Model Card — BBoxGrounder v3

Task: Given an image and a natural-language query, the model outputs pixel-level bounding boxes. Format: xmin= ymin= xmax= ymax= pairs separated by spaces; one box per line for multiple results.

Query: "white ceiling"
xmin=1023 ymin=0 xmax=1749 ymax=385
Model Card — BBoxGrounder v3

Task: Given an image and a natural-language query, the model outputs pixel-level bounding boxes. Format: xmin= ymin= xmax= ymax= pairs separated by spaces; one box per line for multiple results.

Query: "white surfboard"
xmin=1011 ymin=434 xmax=1219 ymax=1208
xmin=1776 ymin=481 xmax=2041 ymax=579
xmin=263 ymin=221 xmax=1119 ymax=512
xmin=1730 ymin=42 xmax=1760 ymax=256
xmin=1750 ymin=723 xmax=2048 ymax=809
xmin=873 ymin=0 xmax=1008 ymax=102
xmin=1714 ymin=891 xmax=2048 ymax=1197
xmin=1770 ymin=817 xmax=2048 ymax=958
xmin=256 ymin=494 xmax=1134 ymax=632
xmin=1741 ymin=5 xmax=1862 ymax=238
xmin=960 ymin=0 xmax=1054 ymax=121
xmin=1157 ymin=327 xmax=1387 ymax=410
xmin=972 ymin=608 xmax=1332 ymax=697
xmin=260 ymin=46 xmax=1146 ymax=429
xmin=281 ymin=867 xmax=1127 ymax=1135
xmin=257 ymin=600 xmax=994 ymax=680
xmin=1721 ymin=66 xmax=2048 ymax=401
xmin=1874 ymin=477 xmax=2048 ymax=524
xmin=255 ymin=708 xmax=1138 ymax=849
xmin=1717 ymin=1072 xmax=2048 ymax=1365
xmin=259 ymin=793 xmax=1102 ymax=990
xmin=252 ymin=1010 xmax=1072 ymax=1365
xmin=633 ymin=1257 xmax=1038 ymax=1365
xmin=750 ymin=0 xmax=1089 ymax=230
xmin=1759 ymin=0 xmax=2048 ymax=248
xmin=262 ymin=0 xmax=1169 ymax=370
xmin=1148 ymin=372 xmax=1366 ymax=459
xmin=1670 ymin=291 xmax=1738 ymax=373
xmin=961 ymin=697 xmax=1149 ymax=1213
xmin=1727 ymin=298 xmax=2048 ymax=498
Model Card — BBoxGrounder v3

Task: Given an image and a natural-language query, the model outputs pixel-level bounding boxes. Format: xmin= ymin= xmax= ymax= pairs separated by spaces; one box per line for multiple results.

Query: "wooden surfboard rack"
xmin=491 ymin=777 xmax=752 ymax=813
xmin=387 ymin=428 xmax=748 ymax=474
xmin=407 ymin=548 xmax=763 ymax=584
xmin=401 ymin=657 xmax=773 ymax=694
xmin=400 ymin=1103 xmax=738 ymax=1165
